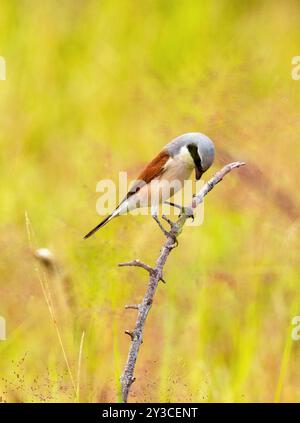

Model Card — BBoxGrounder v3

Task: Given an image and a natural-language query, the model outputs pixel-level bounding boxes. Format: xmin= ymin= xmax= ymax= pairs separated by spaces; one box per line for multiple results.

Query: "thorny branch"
xmin=119 ymin=161 xmax=245 ymax=403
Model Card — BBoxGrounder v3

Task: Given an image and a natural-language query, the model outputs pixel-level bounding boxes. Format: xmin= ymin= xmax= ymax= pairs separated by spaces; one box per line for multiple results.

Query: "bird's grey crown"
xmin=166 ymin=132 xmax=215 ymax=171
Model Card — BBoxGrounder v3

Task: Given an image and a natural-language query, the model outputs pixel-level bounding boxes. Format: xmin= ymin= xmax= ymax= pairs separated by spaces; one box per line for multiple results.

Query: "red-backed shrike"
xmin=84 ymin=132 xmax=215 ymax=239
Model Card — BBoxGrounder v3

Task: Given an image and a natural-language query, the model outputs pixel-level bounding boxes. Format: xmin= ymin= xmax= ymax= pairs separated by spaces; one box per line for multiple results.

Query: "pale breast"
xmin=161 ymin=146 xmax=194 ymax=183
xmin=125 ymin=146 xmax=194 ymax=211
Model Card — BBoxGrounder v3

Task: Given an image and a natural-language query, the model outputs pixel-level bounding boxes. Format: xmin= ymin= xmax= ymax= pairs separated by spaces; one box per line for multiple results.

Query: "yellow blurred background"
xmin=0 ymin=0 xmax=300 ymax=402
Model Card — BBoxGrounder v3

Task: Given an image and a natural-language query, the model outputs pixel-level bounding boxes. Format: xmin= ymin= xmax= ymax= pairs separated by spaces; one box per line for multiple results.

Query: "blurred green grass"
xmin=0 ymin=0 xmax=300 ymax=402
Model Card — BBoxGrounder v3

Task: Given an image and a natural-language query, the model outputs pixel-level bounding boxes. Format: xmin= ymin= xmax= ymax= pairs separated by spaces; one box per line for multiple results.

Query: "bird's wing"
xmin=84 ymin=149 xmax=171 ymax=238
xmin=124 ymin=149 xmax=170 ymax=200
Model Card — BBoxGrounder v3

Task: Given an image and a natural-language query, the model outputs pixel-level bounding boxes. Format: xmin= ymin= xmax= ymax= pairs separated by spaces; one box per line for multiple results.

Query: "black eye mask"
xmin=187 ymin=144 xmax=203 ymax=180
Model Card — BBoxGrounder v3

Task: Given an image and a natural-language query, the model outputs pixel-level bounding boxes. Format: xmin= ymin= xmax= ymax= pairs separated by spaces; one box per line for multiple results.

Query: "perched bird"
xmin=84 ymin=132 xmax=215 ymax=239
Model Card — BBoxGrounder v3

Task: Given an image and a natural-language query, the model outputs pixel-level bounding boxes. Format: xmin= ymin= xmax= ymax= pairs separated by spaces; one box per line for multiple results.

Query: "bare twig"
xmin=118 ymin=259 xmax=166 ymax=283
xmin=76 ymin=331 xmax=85 ymax=402
xmin=125 ymin=304 xmax=140 ymax=310
xmin=119 ymin=161 xmax=245 ymax=402
xmin=118 ymin=259 xmax=155 ymax=275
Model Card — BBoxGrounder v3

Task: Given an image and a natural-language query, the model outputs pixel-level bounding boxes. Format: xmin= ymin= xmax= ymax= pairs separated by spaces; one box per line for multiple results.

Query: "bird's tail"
xmin=83 ymin=212 xmax=117 ymax=239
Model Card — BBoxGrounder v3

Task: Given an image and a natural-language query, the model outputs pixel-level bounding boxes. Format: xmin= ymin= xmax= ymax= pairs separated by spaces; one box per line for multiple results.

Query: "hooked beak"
xmin=195 ymin=166 xmax=203 ymax=180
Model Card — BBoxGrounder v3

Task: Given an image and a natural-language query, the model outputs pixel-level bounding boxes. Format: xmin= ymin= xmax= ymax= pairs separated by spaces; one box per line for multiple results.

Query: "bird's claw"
xmin=162 ymin=215 xmax=179 ymax=246
xmin=164 ymin=201 xmax=194 ymax=221
xmin=179 ymin=206 xmax=194 ymax=221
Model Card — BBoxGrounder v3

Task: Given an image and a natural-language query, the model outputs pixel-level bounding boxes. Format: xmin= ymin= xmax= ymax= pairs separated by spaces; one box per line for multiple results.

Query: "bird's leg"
xmin=152 ymin=214 xmax=170 ymax=238
xmin=161 ymin=214 xmax=175 ymax=227
xmin=152 ymin=213 xmax=178 ymax=247
xmin=161 ymin=214 xmax=179 ymax=247
xmin=164 ymin=201 xmax=182 ymax=213
xmin=164 ymin=201 xmax=194 ymax=221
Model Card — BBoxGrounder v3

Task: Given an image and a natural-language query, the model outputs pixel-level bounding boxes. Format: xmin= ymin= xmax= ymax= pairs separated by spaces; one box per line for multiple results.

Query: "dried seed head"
xmin=34 ymin=248 xmax=57 ymax=273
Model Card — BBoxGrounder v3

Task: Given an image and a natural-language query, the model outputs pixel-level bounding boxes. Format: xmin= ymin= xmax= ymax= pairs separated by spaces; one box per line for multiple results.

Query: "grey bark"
xmin=119 ymin=161 xmax=245 ymax=403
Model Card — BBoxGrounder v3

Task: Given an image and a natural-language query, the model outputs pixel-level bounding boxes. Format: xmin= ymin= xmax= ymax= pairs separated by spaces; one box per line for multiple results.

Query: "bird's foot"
xmin=164 ymin=201 xmax=194 ymax=221
xmin=180 ymin=206 xmax=194 ymax=221
xmin=162 ymin=214 xmax=178 ymax=248
xmin=161 ymin=215 xmax=179 ymax=247
xmin=152 ymin=214 xmax=170 ymax=238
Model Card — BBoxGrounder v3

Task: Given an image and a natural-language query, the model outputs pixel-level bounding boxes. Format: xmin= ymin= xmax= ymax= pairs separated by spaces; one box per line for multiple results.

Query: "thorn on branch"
xmin=125 ymin=304 xmax=140 ymax=310
xmin=124 ymin=330 xmax=134 ymax=340
xmin=157 ymin=272 xmax=166 ymax=283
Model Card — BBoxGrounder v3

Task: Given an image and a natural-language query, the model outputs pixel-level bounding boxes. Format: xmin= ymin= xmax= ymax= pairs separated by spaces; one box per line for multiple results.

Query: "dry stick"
xmin=25 ymin=212 xmax=78 ymax=400
xmin=118 ymin=161 xmax=245 ymax=403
